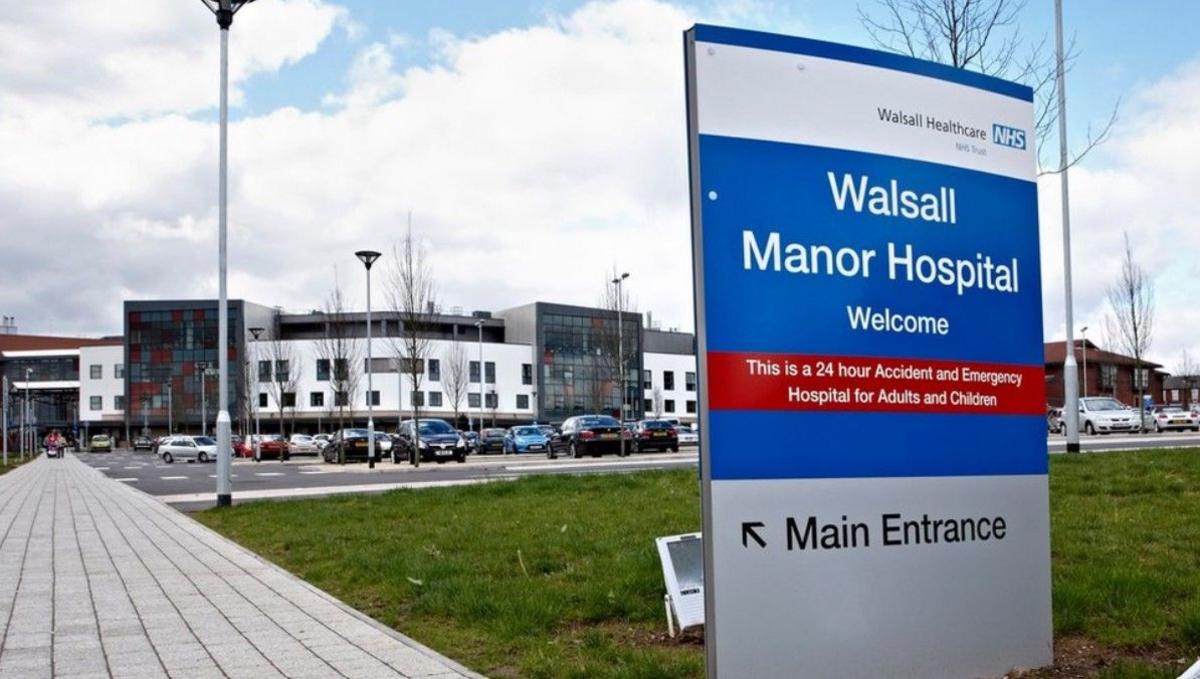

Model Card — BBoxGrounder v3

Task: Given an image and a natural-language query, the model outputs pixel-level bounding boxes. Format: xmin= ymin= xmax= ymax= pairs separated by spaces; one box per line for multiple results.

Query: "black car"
xmin=548 ymin=415 xmax=624 ymax=459
xmin=632 ymin=420 xmax=679 ymax=453
xmin=322 ymin=428 xmax=373 ymax=463
xmin=132 ymin=435 xmax=154 ymax=451
xmin=396 ymin=419 xmax=467 ymax=463
xmin=477 ymin=428 xmax=507 ymax=454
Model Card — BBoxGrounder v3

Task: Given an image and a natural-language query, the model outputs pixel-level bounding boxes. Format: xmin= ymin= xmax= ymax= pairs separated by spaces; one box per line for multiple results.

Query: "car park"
xmin=676 ymin=425 xmax=699 ymax=445
xmin=288 ymin=434 xmax=320 ymax=455
xmin=503 ymin=426 xmax=550 ymax=454
xmin=395 ymin=419 xmax=467 ymax=463
xmin=633 ymin=420 xmax=679 ymax=453
xmin=249 ymin=434 xmax=291 ymax=460
xmin=132 ymin=435 xmax=154 ymax=451
xmin=477 ymin=428 xmax=507 ymax=454
xmin=1147 ymin=405 xmax=1200 ymax=432
xmin=159 ymin=435 xmax=217 ymax=464
xmin=322 ymin=428 xmax=373 ymax=463
xmin=313 ymin=433 xmax=332 ymax=450
xmin=548 ymin=414 xmax=624 ymax=459
xmin=1078 ymin=397 xmax=1141 ymax=435
xmin=90 ymin=434 xmax=112 ymax=452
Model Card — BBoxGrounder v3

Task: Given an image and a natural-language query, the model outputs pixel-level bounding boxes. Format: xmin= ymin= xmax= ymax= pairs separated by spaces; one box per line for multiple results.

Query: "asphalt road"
xmin=75 ymin=447 xmax=701 ymax=511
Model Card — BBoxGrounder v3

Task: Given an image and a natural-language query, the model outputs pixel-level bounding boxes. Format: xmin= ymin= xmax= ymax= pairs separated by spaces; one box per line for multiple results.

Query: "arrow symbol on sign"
xmin=741 ymin=521 xmax=766 ymax=548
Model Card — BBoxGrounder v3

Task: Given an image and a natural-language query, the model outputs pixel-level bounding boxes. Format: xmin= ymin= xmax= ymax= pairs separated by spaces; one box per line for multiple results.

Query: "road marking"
xmin=255 ymin=472 xmax=285 ymax=477
xmin=207 ymin=474 xmax=239 ymax=478
xmin=156 ymin=477 xmax=514 ymax=504
xmin=298 ymin=470 xmax=329 ymax=475
xmin=514 ymin=459 xmax=696 ymax=472
xmin=160 ymin=476 xmax=188 ymax=480
xmin=115 ymin=478 xmax=138 ymax=482
xmin=95 ymin=467 xmax=109 ymax=470
xmin=123 ymin=466 xmax=143 ymax=469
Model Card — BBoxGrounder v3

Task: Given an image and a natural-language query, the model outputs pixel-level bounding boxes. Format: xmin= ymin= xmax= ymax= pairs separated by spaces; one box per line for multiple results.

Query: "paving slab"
xmin=0 ymin=454 xmax=484 ymax=678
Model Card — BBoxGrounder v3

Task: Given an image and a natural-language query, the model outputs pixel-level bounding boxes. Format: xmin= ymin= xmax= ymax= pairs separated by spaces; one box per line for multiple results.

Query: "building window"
xmin=258 ymin=393 xmax=268 ymax=408
xmin=1193 ymin=388 xmax=1200 ymax=402
xmin=90 ymin=396 xmax=102 ymax=411
xmin=366 ymin=357 xmax=397 ymax=373
xmin=333 ymin=358 xmax=349 ymax=381
xmin=428 ymin=359 xmax=441 ymax=382
xmin=517 ymin=394 xmax=529 ymax=409
xmin=469 ymin=361 xmax=480 ymax=383
xmin=429 ymin=391 xmax=443 ymax=408
xmin=664 ymin=371 xmax=675 ymax=391
xmin=1133 ymin=368 xmax=1150 ymax=390
xmin=115 ymin=395 xmax=126 ymax=411
xmin=115 ymin=364 xmax=125 ymax=379
xmin=485 ymin=392 xmax=498 ymax=408
xmin=90 ymin=364 xmax=102 ymax=379
xmin=411 ymin=391 xmax=425 ymax=407
xmin=643 ymin=398 xmax=652 ymax=412
xmin=485 ymin=362 xmax=496 ymax=384
xmin=316 ymin=359 xmax=330 ymax=381
xmin=643 ymin=370 xmax=651 ymax=389
xmin=1099 ymin=364 xmax=1117 ymax=390
xmin=686 ymin=400 xmax=696 ymax=414
xmin=282 ymin=392 xmax=296 ymax=408
xmin=334 ymin=391 xmax=348 ymax=407
xmin=258 ymin=360 xmax=272 ymax=383
xmin=367 ymin=390 xmax=380 ymax=406
xmin=310 ymin=392 xmax=324 ymax=408
xmin=665 ymin=399 xmax=676 ymax=413
xmin=468 ymin=393 xmax=481 ymax=408
xmin=522 ymin=363 xmax=533 ymax=385
xmin=274 ymin=360 xmax=290 ymax=382
xmin=686 ymin=372 xmax=696 ymax=391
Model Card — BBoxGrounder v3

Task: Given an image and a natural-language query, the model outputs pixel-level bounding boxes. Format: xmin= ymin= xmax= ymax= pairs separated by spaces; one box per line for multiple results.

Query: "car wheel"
xmin=282 ymin=452 xmax=290 ymax=462
xmin=456 ymin=453 xmax=466 ymax=463
xmin=162 ymin=452 xmax=173 ymax=464
xmin=671 ymin=445 xmax=679 ymax=453
xmin=1155 ymin=422 xmax=1162 ymax=433
xmin=570 ymin=442 xmax=582 ymax=459
xmin=198 ymin=452 xmax=209 ymax=463
xmin=1084 ymin=421 xmax=1095 ymax=436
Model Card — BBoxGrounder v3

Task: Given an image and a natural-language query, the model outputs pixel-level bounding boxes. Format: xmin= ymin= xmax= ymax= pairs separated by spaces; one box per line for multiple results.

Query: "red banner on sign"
xmin=707 ymin=351 xmax=1045 ymax=415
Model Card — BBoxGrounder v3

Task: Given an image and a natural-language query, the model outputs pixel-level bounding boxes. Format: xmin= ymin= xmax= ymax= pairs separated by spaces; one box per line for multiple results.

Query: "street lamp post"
xmin=142 ymin=397 xmax=150 ymax=437
xmin=24 ymin=368 xmax=32 ymax=459
xmin=1054 ymin=0 xmax=1081 ymax=454
xmin=2 ymin=375 xmax=8 ymax=466
xmin=167 ymin=382 xmax=173 ymax=434
xmin=200 ymin=0 xmax=257 ymax=506
xmin=611 ymin=272 xmax=630 ymax=457
xmin=249 ymin=327 xmax=265 ymax=462
xmin=198 ymin=362 xmax=209 ymax=437
xmin=1080 ymin=326 xmax=1089 ymax=397
xmin=475 ymin=320 xmax=484 ymax=435
xmin=356 ymin=250 xmax=381 ymax=470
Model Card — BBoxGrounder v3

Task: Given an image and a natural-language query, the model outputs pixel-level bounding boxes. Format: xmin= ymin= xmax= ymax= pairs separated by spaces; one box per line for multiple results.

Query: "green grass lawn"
xmin=0 ymin=453 xmax=35 ymax=475
xmin=197 ymin=450 xmax=1200 ymax=678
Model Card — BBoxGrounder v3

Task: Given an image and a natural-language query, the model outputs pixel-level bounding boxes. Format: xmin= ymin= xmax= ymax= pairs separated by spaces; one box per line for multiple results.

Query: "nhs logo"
xmin=992 ymin=124 xmax=1026 ymax=150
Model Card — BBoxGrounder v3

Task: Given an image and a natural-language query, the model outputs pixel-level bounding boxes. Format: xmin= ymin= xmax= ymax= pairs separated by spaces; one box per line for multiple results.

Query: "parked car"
xmin=1078 ymin=397 xmax=1140 ymax=435
xmin=548 ymin=415 xmax=624 ymax=459
xmin=535 ymin=424 xmax=557 ymax=440
xmin=677 ymin=425 xmax=699 ymax=445
xmin=312 ymin=433 xmax=332 ymax=450
xmin=462 ymin=431 xmax=480 ymax=454
xmin=477 ymin=428 xmax=507 ymax=454
xmin=374 ymin=431 xmax=393 ymax=455
xmin=159 ymin=435 xmax=217 ymax=464
xmin=1147 ymin=405 xmax=1200 ymax=433
xmin=90 ymin=434 xmax=112 ymax=452
xmin=132 ymin=435 xmax=154 ymax=451
xmin=1046 ymin=408 xmax=1064 ymax=434
xmin=395 ymin=419 xmax=467 ymax=463
xmin=288 ymin=434 xmax=320 ymax=455
xmin=249 ymin=434 xmax=290 ymax=460
xmin=633 ymin=420 xmax=679 ymax=453
xmin=323 ymin=428 xmax=372 ymax=463
xmin=503 ymin=426 xmax=551 ymax=454
xmin=232 ymin=436 xmax=253 ymax=459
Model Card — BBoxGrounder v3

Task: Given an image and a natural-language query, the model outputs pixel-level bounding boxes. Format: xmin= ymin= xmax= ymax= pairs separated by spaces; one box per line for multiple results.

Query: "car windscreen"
xmin=513 ymin=427 xmax=540 ymax=437
xmin=418 ymin=420 xmax=454 ymax=435
xmin=483 ymin=428 xmax=506 ymax=437
xmin=193 ymin=437 xmax=216 ymax=445
xmin=1162 ymin=406 xmax=1184 ymax=413
xmin=642 ymin=421 xmax=672 ymax=429
xmin=1083 ymin=398 xmax=1125 ymax=412
xmin=344 ymin=429 xmax=370 ymax=437
xmin=580 ymin=416 xmax=619 ymax=427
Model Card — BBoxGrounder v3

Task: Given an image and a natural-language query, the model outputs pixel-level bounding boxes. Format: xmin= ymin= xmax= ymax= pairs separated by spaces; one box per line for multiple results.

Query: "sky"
xmin=2 ymin=0 xmax=1199 ymax=372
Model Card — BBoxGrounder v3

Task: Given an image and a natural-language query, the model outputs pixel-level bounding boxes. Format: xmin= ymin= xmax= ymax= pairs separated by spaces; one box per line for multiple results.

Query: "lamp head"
xmin=355 ymin=250 xmax=382 ymax=270
xmin=249 ymin=326 xmax=265 ymax=340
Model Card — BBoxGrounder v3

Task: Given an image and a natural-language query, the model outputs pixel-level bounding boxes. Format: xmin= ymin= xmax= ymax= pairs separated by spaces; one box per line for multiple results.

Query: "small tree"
xmin=652 ymin=386 xmax=664 ymax=420
xmin=443 ymin=341 xmax=470 ymax=429
xmin=1104 ymin=233 xmax=1155 ymax=410
xmin=1177 ymin=350 xmax=1198 ymax=406
xmin=316 ymin=272 xmax=362 ymax=462
xmin=265 ymin=318 xmax=302 ymax=438
xmin=386 ymin=217 xmax=437 ymax=467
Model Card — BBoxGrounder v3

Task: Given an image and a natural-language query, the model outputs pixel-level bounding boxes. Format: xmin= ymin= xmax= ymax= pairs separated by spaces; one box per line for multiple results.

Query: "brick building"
xmin=1044 ymin=340 xmax=1166 ymax=408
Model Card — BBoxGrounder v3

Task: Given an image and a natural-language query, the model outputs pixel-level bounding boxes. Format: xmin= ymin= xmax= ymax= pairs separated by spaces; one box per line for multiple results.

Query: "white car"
xmin=159 ymin=435 xmax=217 ymax=464
xmin=288 ymin=434 xmax=320 ymax=455
xmin=677 ymin=426 xmax=699 ymax=445
xmin=312 ymin=433 xmax=332 ymax=450
xmin=1078 ymin=397 xmax=1140 ymax=435
xmin=1147 ymin=405 xmax=1200 ymax=433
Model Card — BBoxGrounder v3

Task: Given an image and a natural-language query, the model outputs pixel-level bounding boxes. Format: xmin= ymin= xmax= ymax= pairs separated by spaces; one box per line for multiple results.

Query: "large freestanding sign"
xmin=685 ymin=25 xmax=1051 ymax=678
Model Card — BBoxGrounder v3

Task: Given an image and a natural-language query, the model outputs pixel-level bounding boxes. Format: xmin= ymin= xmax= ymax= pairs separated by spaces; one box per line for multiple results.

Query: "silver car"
xmin=159 ymin=435 xmax=217 ymax=464
xmin=1078 ymin=397 xmax=1139 ymax=435
xmin=288 ymin=434 xmax=320 ymax=455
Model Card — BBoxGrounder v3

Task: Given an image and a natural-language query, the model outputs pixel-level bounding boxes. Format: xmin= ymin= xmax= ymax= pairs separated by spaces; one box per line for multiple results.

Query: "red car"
xmin=232 ymin=436 xmax=253 ymax=459
xmin=247 ymin=434 xmax=290 ymax=460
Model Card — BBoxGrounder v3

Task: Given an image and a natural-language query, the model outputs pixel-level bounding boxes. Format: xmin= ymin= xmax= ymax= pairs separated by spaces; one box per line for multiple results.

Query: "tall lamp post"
xmin=2 ymin=375 xmax=8 ymax=466
xmin=24 ymin=367 xmax=32 ymax=459
xmin=166 ymin=382 xmax=174 ymax=434
xmin=475 ymin=320 xmax=484 ymax=435
xmin=200 ymin=0 xmax=257 ymax=506
xmin=611 ymin=272 xmax=630 ymax=457
xmin=249 ymin=327 xmax=265 ymax=462
xmin=356 ymin=250 xmax=381 ymax=470
xmin=1080 ymin=326 xmax=1089 ymax=398
xmin=1054 ymin=0 xmax=1080 ymax=453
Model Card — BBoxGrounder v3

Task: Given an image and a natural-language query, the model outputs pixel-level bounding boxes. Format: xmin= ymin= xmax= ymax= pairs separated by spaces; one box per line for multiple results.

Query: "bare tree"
xmin=1177 ymin=350 xmax=1198 ymax=406
xmin=597 ymin=269 xmax=636 ymax=419
xmin=858 ymin=0 xmax=1117 ymax=173
xmin=386 ymin=217 xmax=437 ymax=467
xmin=237 ymin=355 xmax=255 ymax=437
xmin=265 ymin=315 xmax=302 ymax=438
xmin=443 ymin=341 xmax=470 ymax=429
xmin=316 ymin=271 xmax=362 ymax=462
xmin=1104 ymin=233 xmax=1155 ymax=410
xmin=652 ymin=386 xmax=664 ymax=420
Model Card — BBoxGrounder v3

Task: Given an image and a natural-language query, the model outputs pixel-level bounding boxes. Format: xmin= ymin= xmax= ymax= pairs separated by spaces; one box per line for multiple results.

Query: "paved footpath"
xmin=0 ymin=454 xmax=483 ymax=679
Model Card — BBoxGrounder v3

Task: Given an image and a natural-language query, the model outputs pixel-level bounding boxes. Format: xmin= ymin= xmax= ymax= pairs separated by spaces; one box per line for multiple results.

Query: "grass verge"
xmin=198 ymin=449 xmax=1200 ymax=678
xmin=0 ymin=453 xmax=35 ymax=475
